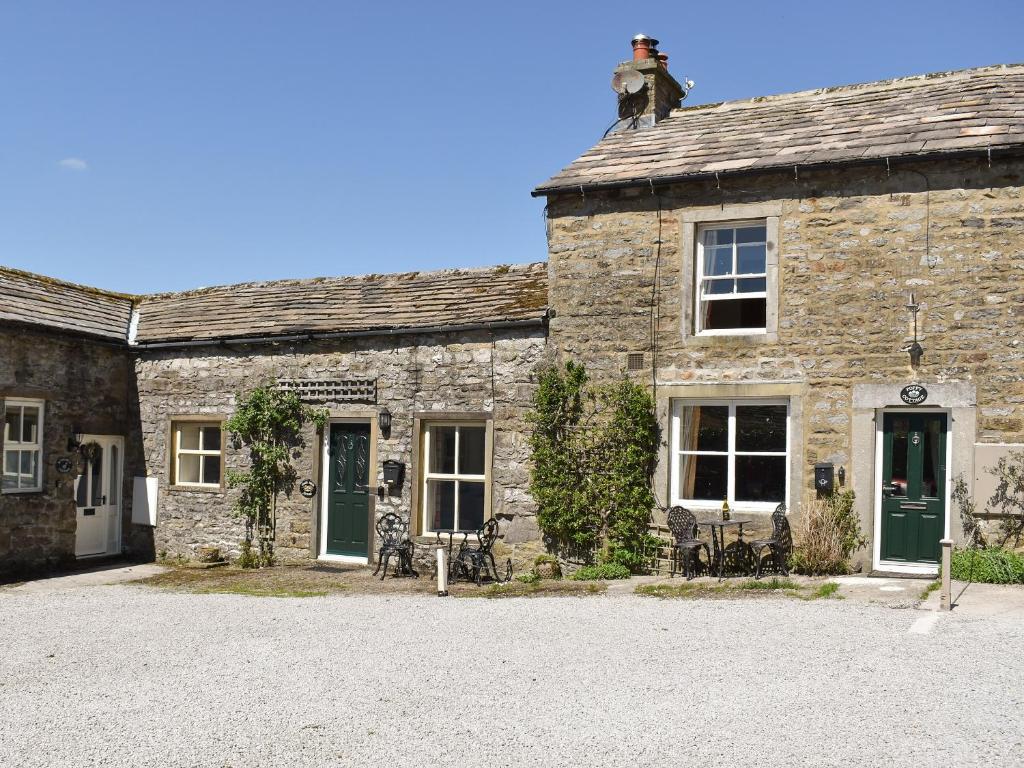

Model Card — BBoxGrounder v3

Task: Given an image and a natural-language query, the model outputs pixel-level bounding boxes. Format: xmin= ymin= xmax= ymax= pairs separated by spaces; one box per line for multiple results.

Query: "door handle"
xmin=354 ymin=484 xmax=370 ymax=492
xmin=882 ymin=483 xmax=900 ymax=496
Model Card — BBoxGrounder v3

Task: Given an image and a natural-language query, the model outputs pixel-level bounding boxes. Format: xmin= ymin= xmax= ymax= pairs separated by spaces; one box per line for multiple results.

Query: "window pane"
xmin=109 ymin=445 xmax=119 ymax=504
xmin=458 ymin=426 xmax=486 ymax=475
xmin=90 ymin=450 xmax=103 ymax=505
xmin=736 ymin=245 xmax=766 ymax=275
xmin=75 ymin=472 xmax=87 ymax=506
xmin=3 ymin=450 xmax=18 ymax=490
xmin=702 ymin=297 xmax=766 ymax=330
xmin=921 ymin=418 xmax=942 ymax=498
xmin=736 ymin=405 xmax=787 ymax=453
xmin=430 ymin=426 xmax=457 ymax=475
xmin=888 ymin=417 xmax=910 ymax=496
xmin=678 ymin=405 xmax=728 ymax=452
xmin=703 ymin=228 xmax=733 ymax=246
xmin=736 ymin=278 xmax=767 ymax=293
xmin=703 ymin=246 xmax=733 ymax=277
xmin=4 ymin=407 xmax=21 ymax=443
xmin=735 ymin=225 xmax=766 ymax=244
xmin=22 ymin=407 xmax=39 ymax=444
xmin=179 ymin=425 xmax=200 ymax=450
xmin=202 ymin=455 xmax=221 ymax=486
xmin=200 ymin=426 xmax=221 ymax=451
xmin=427 ymin=479 xmax=456 ymax=530
xmin=703 ymin=278 xmax=735 ymax=296
xmin=678 ymin=454 xmax=727 ymax=501
xmin=458 ymin=481 xmax=485 ymax=531
xmin=735 ymin=455 xmax=786 ymax=502
xmin=178 ymin=454 xmax=200 ymax=484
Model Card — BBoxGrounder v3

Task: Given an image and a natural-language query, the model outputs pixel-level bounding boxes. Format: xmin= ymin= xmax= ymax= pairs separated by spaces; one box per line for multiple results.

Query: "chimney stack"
xmin=613 ymin=34 xmax=685 ymax=129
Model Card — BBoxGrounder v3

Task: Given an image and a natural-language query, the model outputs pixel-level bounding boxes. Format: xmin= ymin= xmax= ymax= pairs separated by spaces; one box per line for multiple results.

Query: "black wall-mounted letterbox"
xmin=814 ymin=462 xmax=835 ymax=495
xmin=382 ymin=460 xmax=405 ymax=491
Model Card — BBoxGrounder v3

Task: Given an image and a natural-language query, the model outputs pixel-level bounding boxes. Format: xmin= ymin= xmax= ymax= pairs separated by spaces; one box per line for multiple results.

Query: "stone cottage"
xmin=3 ymin=37 xmax=1023 ymax=577
xmin=534 ymin=37 xmax=1024 ymax=573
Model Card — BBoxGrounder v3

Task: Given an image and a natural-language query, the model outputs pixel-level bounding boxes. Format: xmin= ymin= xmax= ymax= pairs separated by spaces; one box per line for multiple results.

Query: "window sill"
xmin=683 ymin=332 xmax=778 ymax=347
xmin=1 ymin=488 xmax=44 ymax=496
xmin=167 ymin=484 xmax=225 ymax=495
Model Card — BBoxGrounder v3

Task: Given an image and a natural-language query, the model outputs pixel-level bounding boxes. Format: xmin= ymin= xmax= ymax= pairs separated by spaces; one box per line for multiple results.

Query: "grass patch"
xmin=736 ymin=577 xmax=800 ymax=591
xmin=569 ymin=563 xmax=631 ymax=581
xmin=809 ymin=581 xmax=841 ymax=600
xmin=472 ymin=580 xmax=607 ymax=599
xmin=919 ymin=580 xmax=941 ymax=601
xmin=636 ymin=577 xmax=842 ymax=601
xmin=950 ymin=548 xmax=1024 ymax=584
xmin=138 ymin=565 xmax=349 ymax=598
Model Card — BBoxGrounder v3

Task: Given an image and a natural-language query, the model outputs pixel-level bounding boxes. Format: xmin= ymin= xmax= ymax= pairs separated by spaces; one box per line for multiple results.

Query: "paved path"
xmin=1 ymin=582 xmax=1021 ymax=767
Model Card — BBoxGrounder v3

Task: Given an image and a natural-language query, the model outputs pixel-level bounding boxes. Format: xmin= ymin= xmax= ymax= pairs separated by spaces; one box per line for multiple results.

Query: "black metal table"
xmin=697 ymin=519 xmax=753 ymax=579
xmin=433 ymin=528 xmax=475 ymax=579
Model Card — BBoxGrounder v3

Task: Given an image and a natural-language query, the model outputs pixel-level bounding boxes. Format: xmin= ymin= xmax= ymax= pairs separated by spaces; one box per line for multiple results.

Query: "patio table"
xmin=433 ymin=528 xmax=476 ymax=579
xmin=697 ymin=519 xmax=753 ymax=579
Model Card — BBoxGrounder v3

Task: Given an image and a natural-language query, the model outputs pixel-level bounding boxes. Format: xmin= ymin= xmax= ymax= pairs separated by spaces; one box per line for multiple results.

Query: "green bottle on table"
xmin=722 ymin=500 xmax=730 ymax=521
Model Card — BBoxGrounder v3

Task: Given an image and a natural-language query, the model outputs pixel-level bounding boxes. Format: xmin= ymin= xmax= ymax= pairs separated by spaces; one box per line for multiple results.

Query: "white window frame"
xmin=695 ymin=220 xmax=768 ymax=336
xmin=171 ymin=421 xmax=223 ymax=488
xmin=2 ymin=398 xmax=45 ymax=494
xmin=421 ymin=421 xmax=488 ymax=534
xmin=670 ymin=398 xmax=790 ymax=513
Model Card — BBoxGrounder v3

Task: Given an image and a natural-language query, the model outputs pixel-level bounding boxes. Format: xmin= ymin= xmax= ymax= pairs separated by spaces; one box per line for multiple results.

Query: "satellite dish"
xmin=611 ymin=70 xmax=646 ymax=96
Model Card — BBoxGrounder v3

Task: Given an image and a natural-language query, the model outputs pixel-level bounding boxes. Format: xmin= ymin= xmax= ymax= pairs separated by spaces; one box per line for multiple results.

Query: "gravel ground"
xmin=1 ymin=585 xmax=1022 ymax=767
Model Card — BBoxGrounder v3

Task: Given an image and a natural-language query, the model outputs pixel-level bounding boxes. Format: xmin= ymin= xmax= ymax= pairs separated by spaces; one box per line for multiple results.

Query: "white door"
xmin=74 ymin=436 xmax=123 ymax=558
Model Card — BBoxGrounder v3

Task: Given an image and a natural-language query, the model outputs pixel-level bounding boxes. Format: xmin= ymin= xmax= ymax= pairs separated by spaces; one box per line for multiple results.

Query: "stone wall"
xmin=543 ymin=154 xmax=1024 ymax=567
xmin=134 ymin=328 xmax=546 ymax=562
xmin=0 ymin=325 xmax=146 ymax=575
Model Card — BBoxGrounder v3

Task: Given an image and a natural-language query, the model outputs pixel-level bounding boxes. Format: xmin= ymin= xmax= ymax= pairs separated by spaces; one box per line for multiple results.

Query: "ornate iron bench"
xmin=373 ymin=512 xmax=418 ymax=580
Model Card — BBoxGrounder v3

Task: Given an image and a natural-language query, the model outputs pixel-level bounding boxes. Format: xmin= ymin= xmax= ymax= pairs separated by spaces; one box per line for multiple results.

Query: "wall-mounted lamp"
xmin=903 ymin=293 xmax=925 ymax=368
xmin=837 ymin=465 xmax=846 ymax=486
xmin=378 ymin=407 xmax=392 ymax=437
xmin=67 ymin=427 xmax=83 ymax=452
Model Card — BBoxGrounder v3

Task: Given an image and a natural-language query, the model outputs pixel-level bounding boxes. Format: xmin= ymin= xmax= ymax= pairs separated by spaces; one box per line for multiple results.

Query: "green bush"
xmin=951 ymin=548 xmax=1024 ymax=584
xmin=515 ymin=572 xmax=541 ymax=585
xmin=569 ymin=562 xmax=631 ymax=581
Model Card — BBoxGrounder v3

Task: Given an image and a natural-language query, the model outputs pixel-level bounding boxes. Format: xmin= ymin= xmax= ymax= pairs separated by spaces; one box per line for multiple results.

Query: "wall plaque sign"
xmin=299 ymin=479 xmax=317 ymax=498
xmin=900 ymin=384 xmax=928 ymax=405
xmin=55 ymin=457 xmax=74 ymax=474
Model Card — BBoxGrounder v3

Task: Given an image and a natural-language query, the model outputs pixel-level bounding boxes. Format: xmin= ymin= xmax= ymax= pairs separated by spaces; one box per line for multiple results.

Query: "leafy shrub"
xmin=527 ymin=362 xmax=659 ymax=572
xmin=951 ymin=548 xmax=1024 ymax=584
xmin=515 ymin=572 xmax=541 ymax=585
xmin=569 ymin=562 xmax=631 ymax=581
xmin=789 ymin=490 xmax=865 ymax=575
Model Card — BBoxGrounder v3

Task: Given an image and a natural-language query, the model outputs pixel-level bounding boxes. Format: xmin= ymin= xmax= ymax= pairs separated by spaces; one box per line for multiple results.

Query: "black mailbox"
xmin=382 ymin=460 xmax=405 ymax=491
xmin=814 ymin=462 xmax=835 ymax=495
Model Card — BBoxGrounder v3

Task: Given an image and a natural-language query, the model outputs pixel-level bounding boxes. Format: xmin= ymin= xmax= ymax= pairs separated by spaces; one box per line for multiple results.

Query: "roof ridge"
xmin=669 ymin=62 xmax=1024 ymax=117
xmin=0 ymin=265 xmax=138 ymax=304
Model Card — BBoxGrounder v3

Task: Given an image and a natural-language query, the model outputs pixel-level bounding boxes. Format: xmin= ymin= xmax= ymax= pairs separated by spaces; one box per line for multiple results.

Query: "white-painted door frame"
xmin=872 ymin=408 xmax=951 ymax=575
xmin=74 ymin=434 xmax=124 ymax=558
xmin=318 ymin=419 xmax=371 ymax=565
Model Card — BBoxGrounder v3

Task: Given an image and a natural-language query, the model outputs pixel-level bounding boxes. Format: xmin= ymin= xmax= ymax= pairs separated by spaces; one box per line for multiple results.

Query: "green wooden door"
xmin=326 ymin=423 xmax=371 ymax=557
xmin=880 ymin=412 xmax=947 ymax=564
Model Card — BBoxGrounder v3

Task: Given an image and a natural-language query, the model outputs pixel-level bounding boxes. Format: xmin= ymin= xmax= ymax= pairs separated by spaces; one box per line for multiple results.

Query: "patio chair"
xmin=453 ymin=518 xmax=505 ymax=585
xmin=373 ymin=512 xmax=418 ymax=580
xmin=667 ymin=506 xmax=711 ymax=580
xmin=750 ymin=503 xmax=791 ymax=579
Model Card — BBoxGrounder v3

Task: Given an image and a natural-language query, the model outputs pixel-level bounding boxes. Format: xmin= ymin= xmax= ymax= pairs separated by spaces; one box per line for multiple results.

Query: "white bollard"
xmin=436 ymin=544 xmax=449 ymax=597
xmin=940 ymin=538 xmax=953 ymax=611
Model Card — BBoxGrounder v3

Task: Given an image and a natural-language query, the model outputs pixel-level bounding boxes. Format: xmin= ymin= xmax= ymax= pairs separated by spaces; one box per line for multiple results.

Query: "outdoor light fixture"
xmin=378 ymin=407 xmax=392 ymax=436
xmin=903 ymin=293 xmax=925 ymax=368
xmin=67 ymin=426 xmax=83 ymax=452
xmin=837 ymin=466 xmax=846 ymax=486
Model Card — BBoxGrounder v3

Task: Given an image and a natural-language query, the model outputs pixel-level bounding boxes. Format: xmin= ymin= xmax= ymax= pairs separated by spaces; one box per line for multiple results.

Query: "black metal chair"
xmin=667 ymin=506 xmax=711 ymax=580
xmin=373 ymin=513 xmax=418 ymax=580
xmin=454 ymin=518 xmax=506 ymax=585
xmin=751 ymin=503 xmax=791 ymax=579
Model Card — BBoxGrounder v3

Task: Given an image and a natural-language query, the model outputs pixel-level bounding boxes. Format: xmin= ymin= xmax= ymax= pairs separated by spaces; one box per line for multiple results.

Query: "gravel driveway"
xmin=1 ymin=584 xmax=1021 ymax=767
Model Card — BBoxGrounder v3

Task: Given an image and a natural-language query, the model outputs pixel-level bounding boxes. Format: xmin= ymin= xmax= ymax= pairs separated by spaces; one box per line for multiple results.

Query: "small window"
xmin=670 ymin=399 xmax=789 ymax=511
xmin=2 ymin=399 xmax=45 ymax=493
xmin=421 ymin=423 xmax=488 ymax=533
xmin=696 ymin=222 xmax=768 ymax=335
xmin=171 ymin=421 xmax=223 ymax=487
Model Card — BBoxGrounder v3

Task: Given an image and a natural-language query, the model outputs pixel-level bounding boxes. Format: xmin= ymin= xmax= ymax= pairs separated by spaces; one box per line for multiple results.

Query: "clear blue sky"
xmin=2 ymin=1 xmax=1021 ymax=294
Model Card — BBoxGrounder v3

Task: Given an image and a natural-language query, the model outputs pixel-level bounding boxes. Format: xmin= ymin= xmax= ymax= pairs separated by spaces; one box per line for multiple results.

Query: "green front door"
xmin=880 ymin=412 xmax=947 ymax=564
xmin=326 ymin=423 xmax=371 ymax=557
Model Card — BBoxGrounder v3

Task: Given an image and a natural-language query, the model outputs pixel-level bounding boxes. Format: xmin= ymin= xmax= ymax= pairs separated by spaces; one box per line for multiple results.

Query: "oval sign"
xmin=900 ymin=384 xmax=928 ymax=405
xmin=55 ymin=457 xmax=75 ymax=474
xmin=299 ymin=479 xmax=317 ymax=498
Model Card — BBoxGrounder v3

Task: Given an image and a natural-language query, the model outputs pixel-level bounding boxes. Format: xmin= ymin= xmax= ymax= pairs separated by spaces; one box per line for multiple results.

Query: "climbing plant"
xmin=527 ymin=361 xmax=659 ymax=571
xmin=225 ymin=385 xmax=327 ymax=567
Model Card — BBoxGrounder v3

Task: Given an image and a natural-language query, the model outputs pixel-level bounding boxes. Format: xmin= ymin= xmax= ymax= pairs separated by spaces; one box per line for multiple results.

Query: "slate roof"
xmin=534 ymin=64 xmax=1024 ymax=195
xmin=0 ymin=267 xmax=134 ymax=341
xmin=132 ymin=262 xmax=549 ymax=345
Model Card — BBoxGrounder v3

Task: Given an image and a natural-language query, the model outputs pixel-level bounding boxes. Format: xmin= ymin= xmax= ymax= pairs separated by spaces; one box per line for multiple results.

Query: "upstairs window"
xmin=3 ymin=399 xmax=44 ymax=493
xmin=171 ymin=421 xmax=223 ymax=488
xmin=696 ymin=222 xmax=768 ymax=335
